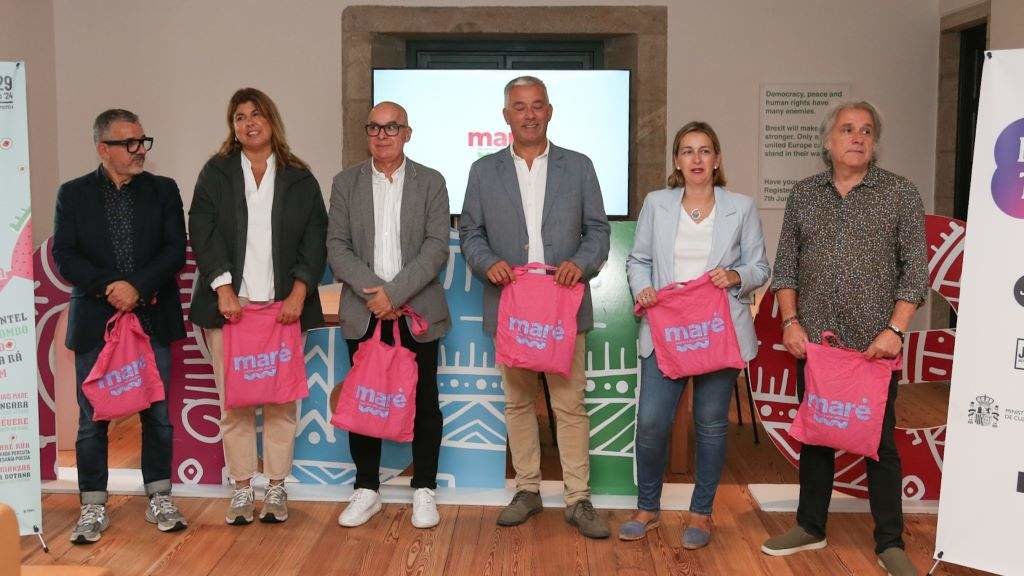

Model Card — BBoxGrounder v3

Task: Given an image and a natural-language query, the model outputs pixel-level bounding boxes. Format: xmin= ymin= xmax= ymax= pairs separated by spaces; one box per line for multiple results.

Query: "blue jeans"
xmin=635 ymin=353 xmax=738 ymax=515
xmin=75 ymin=340 xmax=173 ymax=504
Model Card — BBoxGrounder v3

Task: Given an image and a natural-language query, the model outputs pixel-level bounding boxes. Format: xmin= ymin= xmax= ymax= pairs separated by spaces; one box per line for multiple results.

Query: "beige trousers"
xmin=205 ymin=323 xmax=298 ymax=482
xmin=500 ymin=334 xmax=591 ymax=504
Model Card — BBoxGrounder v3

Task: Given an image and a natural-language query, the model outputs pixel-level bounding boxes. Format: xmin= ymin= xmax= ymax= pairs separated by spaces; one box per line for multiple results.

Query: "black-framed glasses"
xmin=364 ymin=123 xmax=406 ymax=137
xmin=102 ymin=136 xmax=154 ymax=153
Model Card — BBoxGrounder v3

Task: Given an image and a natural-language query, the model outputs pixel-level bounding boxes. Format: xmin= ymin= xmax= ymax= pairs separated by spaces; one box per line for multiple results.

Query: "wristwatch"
xmin=885 ymin=323 xmax=905 ymax=338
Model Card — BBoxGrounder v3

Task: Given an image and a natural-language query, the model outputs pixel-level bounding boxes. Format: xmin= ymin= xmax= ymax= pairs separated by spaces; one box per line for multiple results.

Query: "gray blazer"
xmin=626 ymin=187 xmax=770 ymax=361
xmin=326 ymin=158 xmax=451 ymax=342
xmin=459 ymin=144 xmax=611 ymax=335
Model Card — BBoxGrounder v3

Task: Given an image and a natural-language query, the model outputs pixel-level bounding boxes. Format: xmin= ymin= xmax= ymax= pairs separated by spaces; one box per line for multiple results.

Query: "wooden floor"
xmin=27 ymin=380 xmax=990 ymax=575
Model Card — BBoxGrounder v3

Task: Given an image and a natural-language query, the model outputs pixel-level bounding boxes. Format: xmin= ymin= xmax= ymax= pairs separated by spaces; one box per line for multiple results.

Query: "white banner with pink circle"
xmin=0 ymin=61 xmax=43 ymax=537
xmin=934 ymin=48 xmax=1024 ymax=575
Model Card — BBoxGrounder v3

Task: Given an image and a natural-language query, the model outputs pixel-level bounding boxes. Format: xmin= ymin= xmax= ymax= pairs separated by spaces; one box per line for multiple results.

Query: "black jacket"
xmin=52 ymin=167 xmax=187 ymax=353
xmin=187 ymin=151 xmax=327 ymax=331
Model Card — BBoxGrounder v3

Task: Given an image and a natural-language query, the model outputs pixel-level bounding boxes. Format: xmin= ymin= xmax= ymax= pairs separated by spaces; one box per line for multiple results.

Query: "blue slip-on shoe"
xmin=682 ymin=526 xmax=712 ymax=549
xmin=617 ymin=513 xmax=660 ymax=541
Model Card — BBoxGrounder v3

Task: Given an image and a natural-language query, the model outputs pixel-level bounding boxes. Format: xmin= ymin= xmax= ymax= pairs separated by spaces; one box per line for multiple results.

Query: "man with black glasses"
xmin=327 ymin=101 xmax=451 ymax=530
xmin=53 ymin=109 xmax=188 ymax=544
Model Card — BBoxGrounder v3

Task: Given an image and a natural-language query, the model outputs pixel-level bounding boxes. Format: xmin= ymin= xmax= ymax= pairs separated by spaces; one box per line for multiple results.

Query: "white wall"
xmin=991 ymin=0 xmax=1024 ymax=48
xmin=49 ymin=0 xmax=940 ymax=262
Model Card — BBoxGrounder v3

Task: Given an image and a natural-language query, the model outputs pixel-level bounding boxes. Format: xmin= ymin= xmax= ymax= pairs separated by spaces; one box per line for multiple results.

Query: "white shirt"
xmin=510 ymin=143 xmax=549 ymax=266
xmin=673 ymin=205 xmax=715 ymax=282
xmin=371 ymin=159 xmax=405 ymax=282
xmin=209 ymin=153 xmax=277 ymax=300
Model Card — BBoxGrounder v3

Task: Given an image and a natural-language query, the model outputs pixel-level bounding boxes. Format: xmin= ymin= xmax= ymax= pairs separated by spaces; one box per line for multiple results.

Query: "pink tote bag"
xmin=495 ymin=263 xmax=585 ymax=376
xmin=636 ymin=273 xmax=745 ymax=379
xmin=221 ymin=302 xmax=308 ymax=410
xmin=332 ymin=320 xmax=419 ymax=442
xmin=81 ymin=312 xmax=165 ymax=421
xmin=788 ymin=332 xmax=899 ymax=461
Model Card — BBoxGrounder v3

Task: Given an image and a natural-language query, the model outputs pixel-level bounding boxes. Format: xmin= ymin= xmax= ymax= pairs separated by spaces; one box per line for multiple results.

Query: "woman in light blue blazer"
xmin=622 ymin=121 xmax=770 ymax=548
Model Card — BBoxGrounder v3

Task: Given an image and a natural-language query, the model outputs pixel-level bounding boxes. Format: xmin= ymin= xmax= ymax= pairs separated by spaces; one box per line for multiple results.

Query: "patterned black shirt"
xmin=770 ymin=164 xmax=929 ymax=351
xmin=98 ymin=166 xmax=153 ymax=332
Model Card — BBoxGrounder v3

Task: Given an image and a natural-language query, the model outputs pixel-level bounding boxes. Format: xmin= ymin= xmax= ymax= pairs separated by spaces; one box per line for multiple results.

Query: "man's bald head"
xmin=368 ymin=101 xmax=409 ymax=126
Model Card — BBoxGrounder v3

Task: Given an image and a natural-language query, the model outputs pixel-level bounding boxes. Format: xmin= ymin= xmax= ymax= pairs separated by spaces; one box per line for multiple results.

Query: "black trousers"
xmin=345 ymin=317 xmax=442 ymax=491
xmin=795 ymin=360 xmax=905 ymax=554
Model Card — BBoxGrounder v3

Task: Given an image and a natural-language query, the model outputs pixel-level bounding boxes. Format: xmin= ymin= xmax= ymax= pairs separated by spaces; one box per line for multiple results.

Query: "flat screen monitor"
xmin=372 ymin=69 xmax=631 ymax=217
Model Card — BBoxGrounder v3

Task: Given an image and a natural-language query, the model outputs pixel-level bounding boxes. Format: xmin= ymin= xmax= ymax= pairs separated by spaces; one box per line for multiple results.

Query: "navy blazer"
xmin=52 ymin=167 xmax=187 ymax=353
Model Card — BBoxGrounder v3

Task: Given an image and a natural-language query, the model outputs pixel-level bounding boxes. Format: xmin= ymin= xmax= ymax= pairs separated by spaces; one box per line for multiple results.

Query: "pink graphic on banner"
xmin=1 ymin=219 xmax=32 ymax=294
xmin=169 ymin=244 xmax=224 ymax=485
xmin=33 ymin=236 xmax=70 ymax=481
xmin=749 ymin=215 xmax=964 ymax=500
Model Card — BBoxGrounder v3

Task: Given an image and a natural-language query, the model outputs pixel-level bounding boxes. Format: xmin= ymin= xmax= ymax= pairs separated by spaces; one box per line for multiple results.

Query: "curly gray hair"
xmin=819 ymin=100 xmax=883 ymax=168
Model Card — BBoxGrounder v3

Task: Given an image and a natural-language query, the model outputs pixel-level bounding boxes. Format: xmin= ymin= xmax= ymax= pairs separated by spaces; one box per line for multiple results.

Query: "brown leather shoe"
xmin=497 ymin=490 xmax=543 ymax=526
xmin=565 ymin=499 xmax=609 ymax=539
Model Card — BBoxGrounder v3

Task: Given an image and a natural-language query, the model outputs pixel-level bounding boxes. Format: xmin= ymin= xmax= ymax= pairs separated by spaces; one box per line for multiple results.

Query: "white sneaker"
xmin=411 ymin=488 xmax=440 ymax=529
xmin=339 ymin=488 xmax=382 ymax=527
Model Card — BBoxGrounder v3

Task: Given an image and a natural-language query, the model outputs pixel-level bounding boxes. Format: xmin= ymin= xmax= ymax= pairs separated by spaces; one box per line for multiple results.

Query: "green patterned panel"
xmin=585 ymin=221 xmax=640 ymax=495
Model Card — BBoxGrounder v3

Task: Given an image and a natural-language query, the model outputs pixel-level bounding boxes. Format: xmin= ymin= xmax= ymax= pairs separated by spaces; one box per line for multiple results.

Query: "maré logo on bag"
xmin=232 ymin=342 xmax=292 ymax=381
xmin=508 ymin=316 xmax=565 ymax=350
xmin=98 ymin=355 xmax=148 ymax=397
xmin=356 ymin=385 xmax=407 ymax=418
xmin=804 ymin=393 xmax=872 ymax=430
xmin=663 ymin=314 xmax=726 ymax=352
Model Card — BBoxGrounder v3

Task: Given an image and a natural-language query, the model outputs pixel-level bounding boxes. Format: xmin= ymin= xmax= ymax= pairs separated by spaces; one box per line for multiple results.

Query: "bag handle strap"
xmin=370 ymin=318 xmax=405 ymax=345
xmin=514 ymin=262 xmax=557 ymax=275
xmin=104 ymin=311 xmax=126 ymax=341
xmin=633 ymin=272 xmax=716 ymax=317
xmin=399 ymin=305 xmax=429 ymax=336
xmin=819 ymin=331 xmax=842 ymax=348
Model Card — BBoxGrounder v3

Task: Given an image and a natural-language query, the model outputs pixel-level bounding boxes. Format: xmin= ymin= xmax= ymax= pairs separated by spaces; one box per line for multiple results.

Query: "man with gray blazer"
xmin=327 ymin=101 xmax=451 ymax=530
xmin=459 ymin=76 xmax=611 ymax=539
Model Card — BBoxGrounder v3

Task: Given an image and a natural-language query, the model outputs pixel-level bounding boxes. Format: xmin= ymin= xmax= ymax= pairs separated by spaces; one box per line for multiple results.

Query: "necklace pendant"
xmin=690 ymin=208 xmax=701 ymax=221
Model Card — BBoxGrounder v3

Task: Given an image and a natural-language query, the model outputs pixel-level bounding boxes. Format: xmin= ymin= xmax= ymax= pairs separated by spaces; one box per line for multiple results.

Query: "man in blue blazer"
xmin=459 ymin=76 xmax=611 ymax=538
xmin=53 ymin=109 xmax=187 ymax=544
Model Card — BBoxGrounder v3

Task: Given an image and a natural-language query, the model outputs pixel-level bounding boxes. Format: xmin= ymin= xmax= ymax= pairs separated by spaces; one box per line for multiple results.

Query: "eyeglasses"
xmin=364 ymin=123 xmax=407 ymax=137
xmin=102 ymin=136 xmax=154 ymax=153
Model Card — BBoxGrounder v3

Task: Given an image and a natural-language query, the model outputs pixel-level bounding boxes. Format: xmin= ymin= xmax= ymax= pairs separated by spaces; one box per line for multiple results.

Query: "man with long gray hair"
xmin=53 ymin=109 xmax=188 ymax=544
xmin=761 ymin=101 xmax=928 ymax=576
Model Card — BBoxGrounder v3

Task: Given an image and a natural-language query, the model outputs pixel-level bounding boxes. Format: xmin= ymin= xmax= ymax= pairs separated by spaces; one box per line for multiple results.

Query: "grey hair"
xmin=93 ymin=109 xmax=140 ymax=144
xmin=503 ymin=76 xmax=549 ymax=107
xmin=819 ymin=100 xmax=883 ymax=168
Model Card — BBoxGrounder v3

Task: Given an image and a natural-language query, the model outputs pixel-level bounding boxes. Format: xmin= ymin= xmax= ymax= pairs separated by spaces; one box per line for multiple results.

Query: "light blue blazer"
xmin=626 ymin=186 xmax=770 ymax=362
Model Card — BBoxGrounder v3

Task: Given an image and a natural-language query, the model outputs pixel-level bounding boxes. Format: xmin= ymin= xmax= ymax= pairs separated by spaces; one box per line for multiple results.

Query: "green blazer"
xmin=188 ymin=150 xmax=327 ymax=331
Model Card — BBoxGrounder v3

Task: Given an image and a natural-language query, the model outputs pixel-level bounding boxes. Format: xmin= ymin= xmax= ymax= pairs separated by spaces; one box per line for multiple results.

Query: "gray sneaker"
xmin=146 ymin=492 xmax=188 ymax=532
xmin=761 ymin=525 xmax=827 ymax=556
xmin=878 ymin=547 xmax=919 ymax=576
xmin=259 ymin=484 xmax=288 ymax=523
xmin=225 ymin=485 xmax=255 ymax=525
xmin=565 ymin=499 xmax=610 ymax=539
xmin=496 ymin=490 xmax=543 ymax=526
xmin=70 ymin=504 xmax=109 ymax=544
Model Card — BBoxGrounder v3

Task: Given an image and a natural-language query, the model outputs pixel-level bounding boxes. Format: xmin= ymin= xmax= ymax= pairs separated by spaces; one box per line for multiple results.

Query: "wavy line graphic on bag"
xmin=97 ymin=355 xmax=148 ymax=396
xmin=662 ymin=313 xmax=726 ymax=352
xmin=508 ymin=316 xmax=566 ymax=350
xmin=806 ymin=392 xmax=873 ymax=430
xmin=230 ymin=342 xmax=293 ymax=381
xmin=355 ymin=384 xmax=408 ymax=419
